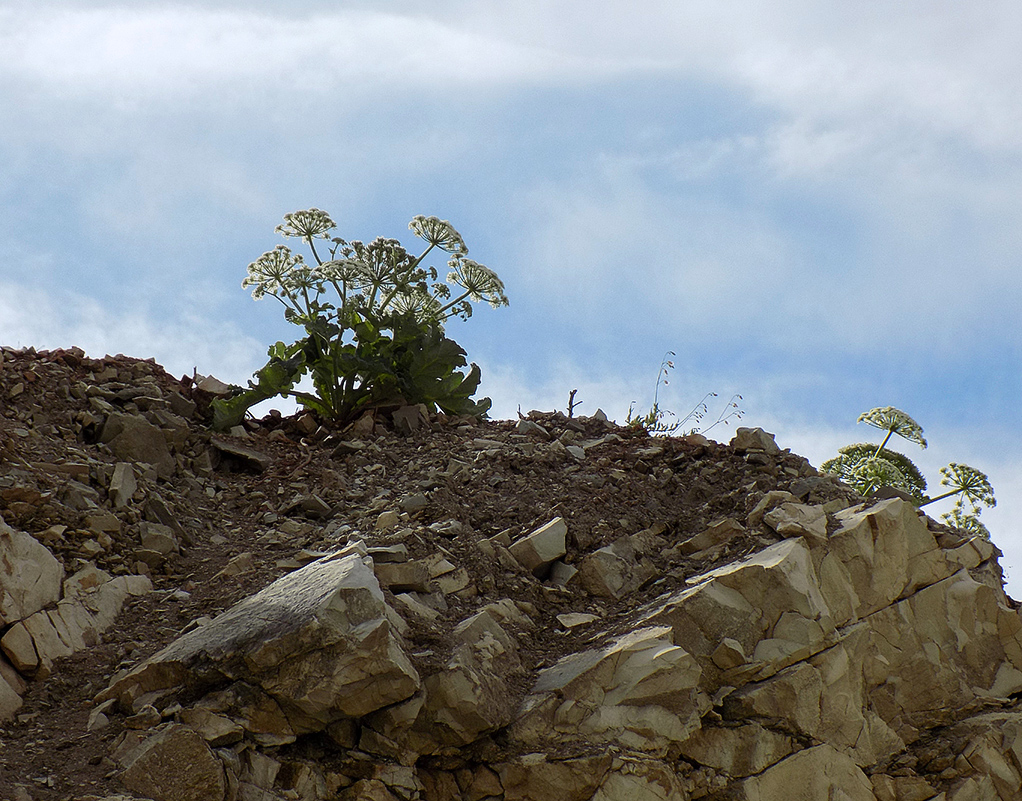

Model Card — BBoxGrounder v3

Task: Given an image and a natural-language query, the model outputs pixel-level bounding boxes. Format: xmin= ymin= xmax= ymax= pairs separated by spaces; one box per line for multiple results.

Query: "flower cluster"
xmin=274 ymin=208 xmax=336 ymax=240
xmin=242 ymin=245 xmax=306 ymax=300
xmin=223 ymin=208 xmax=509 ymax=428
xmin=939 ymin=463 xmax=996 ymax=524
xmin=447 ymin=256 xmax=509 ymax=317
xmin=857 ymin=406 xmax=927 ymax=449
xmin=409 ymin=215 xmax=467 ymax=254
xmin=823 ymin=406 xmax=995 ymax=540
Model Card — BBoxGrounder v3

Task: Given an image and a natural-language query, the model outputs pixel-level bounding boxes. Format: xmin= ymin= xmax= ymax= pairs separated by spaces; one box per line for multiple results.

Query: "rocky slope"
xmin=0 ymin=345 xmax=1020 ymax=801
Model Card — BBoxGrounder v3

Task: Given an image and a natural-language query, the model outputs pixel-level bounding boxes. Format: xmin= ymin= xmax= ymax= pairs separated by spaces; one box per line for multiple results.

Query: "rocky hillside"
xmin=0 ymin=345 xmax=1021 ymax=801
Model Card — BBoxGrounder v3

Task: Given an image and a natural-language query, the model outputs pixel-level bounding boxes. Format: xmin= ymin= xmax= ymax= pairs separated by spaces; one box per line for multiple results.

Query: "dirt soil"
xmin=0 ymin=346 xmax=918 ymax=800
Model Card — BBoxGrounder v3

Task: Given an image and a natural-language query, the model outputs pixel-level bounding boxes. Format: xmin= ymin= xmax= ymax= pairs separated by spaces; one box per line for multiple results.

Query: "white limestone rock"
xmin=0 ymin=520 xmax=64 ymax=625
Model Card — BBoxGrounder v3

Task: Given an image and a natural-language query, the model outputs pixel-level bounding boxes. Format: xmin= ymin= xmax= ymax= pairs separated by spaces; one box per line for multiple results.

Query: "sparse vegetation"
xmin=626 ymin=352 xmax=743 ymax=436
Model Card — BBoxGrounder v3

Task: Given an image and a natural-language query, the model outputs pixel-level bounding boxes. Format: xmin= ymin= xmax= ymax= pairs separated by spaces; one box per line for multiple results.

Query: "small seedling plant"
xmin=822 ymin=406 xmax=995 ymax=538
xmin=626 ymin=352 xmax=744 ymax=435
xmin=214 ymin=209 xmax=508 ymax=430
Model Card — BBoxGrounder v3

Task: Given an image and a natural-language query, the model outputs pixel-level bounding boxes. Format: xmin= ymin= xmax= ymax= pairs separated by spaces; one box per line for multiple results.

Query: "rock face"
xmin=92 ymin=492 xmax=1022 ymax=801
xmin=3 ymin=345 xmax=1022 ymax=801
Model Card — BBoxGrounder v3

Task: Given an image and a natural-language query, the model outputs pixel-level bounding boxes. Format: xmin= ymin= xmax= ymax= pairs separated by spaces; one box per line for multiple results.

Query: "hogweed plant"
xmin=626 ymin=352 xmax=744 ymax=436
xmin=213 ymin=209 xmax=508 ymax=430
xmin=822 ymin=406 xmax=995 ymax=537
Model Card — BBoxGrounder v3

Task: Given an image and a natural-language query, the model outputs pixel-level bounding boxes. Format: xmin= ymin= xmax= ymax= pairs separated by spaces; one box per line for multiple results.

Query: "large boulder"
xmin=98 ymin=547 xmax=419 ymax=737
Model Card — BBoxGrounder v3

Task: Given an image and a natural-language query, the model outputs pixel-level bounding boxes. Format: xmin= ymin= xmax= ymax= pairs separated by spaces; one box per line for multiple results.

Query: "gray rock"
xmin=139 ymin=522 xmax=178 ymax=556
xmin=109 ymin=462 xmax=137 ymax=508
xmin=193 ymin=375 xmax=233 ymax=395
xmin=392 ymin=404 xmax=429 ymax=435
xmin=167 ymin=391 xmax=197 ymax=419
xmin=368 ymin=544 xmax=409 ymax=564
xmin=398 ymin=493 xmax=428 ymax=514
xmin=764 ymin=503 xmax=828 ymax=541
xmin=515 ymin=419 xmax=550 ymax=439
xmin=100 ymin=412 xmax=177 ymax=479
xmin=730 ymin=427 xmax=781 ymax=455
xmin=0 ymin=673 xmax=21 ymax=722
xmin=747 ymin=491 xmax=800 ymax=529
xmin=374 ymin=561 xmax=432 ymax=593
xmin=119 ymin=723 xmax=227 ymax=801
xmin=209 ymin=436 xmax=271 ymax=473
xmin=405 ymin=610 xmax=524 ymax=750
xmin=145 ymin=495 xmax=190 ymax=545
xmin=679 ymin=518 xmax=746 ymax=555
xmin=577 ymin=535 xmax=657 ymax=599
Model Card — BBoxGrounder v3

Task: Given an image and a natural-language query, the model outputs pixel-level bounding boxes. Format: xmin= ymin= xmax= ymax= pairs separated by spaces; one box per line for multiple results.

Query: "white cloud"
xmin=0 ymin=280 xmax=265 ymax=385
xmin=0 ymin=5 xmax=611 ymax=104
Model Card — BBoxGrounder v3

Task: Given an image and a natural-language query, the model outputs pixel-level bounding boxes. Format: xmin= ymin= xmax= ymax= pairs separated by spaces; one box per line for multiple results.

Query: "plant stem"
xmin=437 ymin=289 xmax=473 ymax=320
xmin=874 ymin=429 xmax=894 ymax=458
xmin=308 ymin=237 xmax=323 ymax=266
xmin=919 ymin=489 xmax=960 ymax=507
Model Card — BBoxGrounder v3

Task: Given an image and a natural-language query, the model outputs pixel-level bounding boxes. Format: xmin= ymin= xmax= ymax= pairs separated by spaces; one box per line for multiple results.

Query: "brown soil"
xmin=0 ymin=346 xmax=883 ymax=799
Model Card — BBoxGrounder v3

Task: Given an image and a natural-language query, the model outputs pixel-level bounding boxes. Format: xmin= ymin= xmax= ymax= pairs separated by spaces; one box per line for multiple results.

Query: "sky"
xmin=2 ymin=1 xmax=1021 ymax=593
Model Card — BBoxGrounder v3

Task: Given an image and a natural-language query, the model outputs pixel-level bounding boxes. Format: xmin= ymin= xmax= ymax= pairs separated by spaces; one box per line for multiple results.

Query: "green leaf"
xmin=210 ymin=344 xmax=306 ymax=431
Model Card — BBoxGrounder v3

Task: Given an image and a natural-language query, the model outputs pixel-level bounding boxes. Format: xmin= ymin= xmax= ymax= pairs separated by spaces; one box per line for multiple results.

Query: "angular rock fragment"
xmin=119 ymin=723 xmax=227 ymax=801
xmin=108 ymin=462 xmax=137 ymax=508
xmin=0 ymin=665 xmax=23 ymax=721
xmin=405 ymin=610 xmax=524 ymax=750
xmin=763 ymin=502 xmax=828 ymax=541
xmin=509 ymin=517 xmax=567 ymax=578
xmin=100 ymin=412 xmax=177 ymax=478
xmin=499 ymin=753 xmax=611 ymax=801
xmin=730 ymin=427 xmax=781 ymax=455
xmin=1 ymin=621 xmax=39 ymax=676
xmin=679 ymin=721 xmax=795 ymax=778
xmin=577 ymin=532 xmax=658 ymax=599
xmin=210 ymin=436 xmax=271 ymax=472
xmin=374 ymin=561 xmax=432 ymax=593
xmin=98 ymin=549 xmax=419 ymax=734
xmin=517 ymin=626 xmax=706 ymax=753
xmin=678 ymin=517 xmax=745 ymax=556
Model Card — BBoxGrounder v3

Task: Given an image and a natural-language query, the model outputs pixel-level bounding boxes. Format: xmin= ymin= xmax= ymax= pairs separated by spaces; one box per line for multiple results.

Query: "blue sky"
xmin=3 ymin=1 xmax=1022 ymax=593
